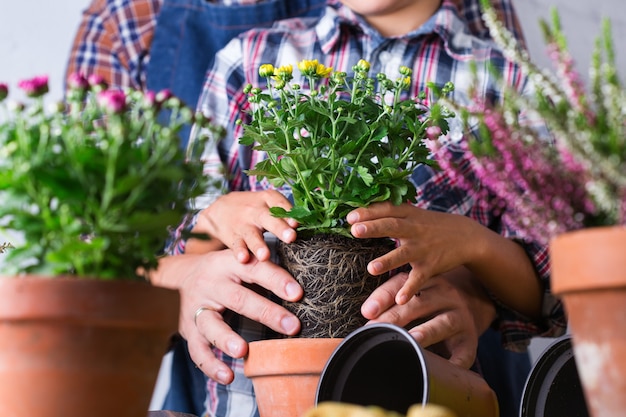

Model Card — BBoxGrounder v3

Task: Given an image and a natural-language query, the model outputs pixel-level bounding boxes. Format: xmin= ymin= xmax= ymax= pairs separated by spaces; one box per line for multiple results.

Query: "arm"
xmin=64 ymin=0 xmax=158 ymax=90
xmin=348 ymin=202 xmax=542 ymax=319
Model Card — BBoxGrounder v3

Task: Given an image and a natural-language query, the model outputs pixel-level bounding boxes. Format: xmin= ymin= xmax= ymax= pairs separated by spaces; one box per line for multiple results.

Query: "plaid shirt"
xmin=65 ymin=0 xmax=526 ymax=91
xmin=179 ymin=1 xmax=566 ymax=401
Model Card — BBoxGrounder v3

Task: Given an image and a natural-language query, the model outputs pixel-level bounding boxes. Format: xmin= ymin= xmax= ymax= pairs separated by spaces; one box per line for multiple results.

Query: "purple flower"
xmin=97 ymin=90 xmax=127 ymax=113
xmin=17 ymin=75 xmax=49 ymax=98
xmin=0 ymin=83 xmax=8 ymax=102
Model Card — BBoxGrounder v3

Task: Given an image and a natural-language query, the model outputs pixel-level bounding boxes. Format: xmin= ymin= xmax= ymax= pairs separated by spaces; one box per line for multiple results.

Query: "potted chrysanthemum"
xmin=0 ymin=74 xmax=221 ymax=417
xmin=239 ymin=59 xmax=453 ymax=417
xmin=240 ymin=58 xmax=453 ymax=338
xmin=431 ymin=2 xmax=626 ymax=417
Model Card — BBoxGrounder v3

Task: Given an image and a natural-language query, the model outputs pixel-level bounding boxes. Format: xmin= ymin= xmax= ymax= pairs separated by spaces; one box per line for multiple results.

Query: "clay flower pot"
xmin=244 ymin=338 xmax=343 ymax=417
xmin=550 ymin=226 xmax=626 ymax=417
xmin=0 ymin=277 xmax=179 ymax=417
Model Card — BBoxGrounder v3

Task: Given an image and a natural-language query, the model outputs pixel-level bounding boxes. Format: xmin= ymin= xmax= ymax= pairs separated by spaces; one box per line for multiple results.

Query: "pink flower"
xmin=156 ymin=89 xmax=173 ymax=104
xmin=426 ymin=125 xmax=442 ymax=140
xmin=67 ymin=73 xmax=89 ymax=91
xmin=88 ymin=74 xmax=107 ymax=89
xmin=17 ymin=75 xmax=49 ymax=98
xmin=97 ymin=90 xmax=127 ymax=113
xmin=0 ymin=83 xmax=8 ymax=102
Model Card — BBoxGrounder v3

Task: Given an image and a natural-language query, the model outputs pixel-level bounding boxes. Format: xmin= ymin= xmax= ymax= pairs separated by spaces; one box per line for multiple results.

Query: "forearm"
xmin=465 ymin=220 xmax=542 ymax=319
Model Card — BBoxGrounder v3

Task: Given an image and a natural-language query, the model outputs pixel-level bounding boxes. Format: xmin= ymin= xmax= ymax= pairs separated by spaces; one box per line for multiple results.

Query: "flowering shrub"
xmin=432 ymin=1 xmax=625 ymax=245
xmin=0 ymin=74 xmax=221 ymax=279
xmin=240 ymin=59 xmax=454 ymax=237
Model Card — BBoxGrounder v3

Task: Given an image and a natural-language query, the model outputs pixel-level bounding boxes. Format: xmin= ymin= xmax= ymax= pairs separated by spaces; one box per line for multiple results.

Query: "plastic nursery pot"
xmin=520 ymin=335 xmax=589 ymax=417
xmin=550 ymin=226 xmax=626 ymax=417
xmin=316 ymin=323 xmax=499 ymax=417
xmin=244 ymin=337 xmax=343 ymax=417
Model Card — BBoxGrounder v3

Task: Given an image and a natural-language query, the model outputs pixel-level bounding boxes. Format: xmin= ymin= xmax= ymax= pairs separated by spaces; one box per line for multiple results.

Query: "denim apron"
xmin=145 ymin=1 xmax=325 ymax=414
xmin=146 ymin=0 xmax=326 ymax=150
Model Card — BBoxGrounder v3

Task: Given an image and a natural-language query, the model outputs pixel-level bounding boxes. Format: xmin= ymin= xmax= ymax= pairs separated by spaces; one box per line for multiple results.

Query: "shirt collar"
xmin=317 ymin=0 xmax=477 ymax=58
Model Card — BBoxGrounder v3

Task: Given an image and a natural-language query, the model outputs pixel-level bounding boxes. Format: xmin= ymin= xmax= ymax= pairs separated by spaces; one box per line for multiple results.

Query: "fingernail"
xmin=216 ymin=370 xmax=230 ymax=384
xmin=353 ymin=224 xmax=366 ymax=235
xmin=361 ymin=300 xmax=379 ymax=318
xmin=369 ymin=261 xmax=382 ymax=274
xmin=285 ymin=282 xmax=300 ymax=299
xmin=396 ymin=293 xmax=409 ymax=305
xmin=281 ymin=316 xmax=299 ymax=334
xmin=227 ymin=339 xmax=242 ymax=356
xmin=347 ymin=212 xmax=358 ymax=223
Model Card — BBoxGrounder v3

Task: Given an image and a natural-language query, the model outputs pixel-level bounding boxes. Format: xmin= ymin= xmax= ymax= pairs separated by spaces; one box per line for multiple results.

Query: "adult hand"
xmin=361 ymin=267 xmax=496 ymax=368
xmin=156 ymin=249 xmax=303 ymax=384
xmin=191 ymin=190 xmax=298 ymax=262
xmin=348 ymin=202 xmax=482 ymax=305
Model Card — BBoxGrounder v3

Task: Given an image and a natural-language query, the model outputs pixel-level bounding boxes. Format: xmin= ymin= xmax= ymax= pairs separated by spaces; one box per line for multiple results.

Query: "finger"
xmin=186 ymin=330 xmax=235 ymax=385
xmin=367 ymin=244 xmax=415 ymax=276
xmin=347 ymin=201 xmax=403 ymax=224
xmin=194 ymin=307 xmax=248 ymax=359
xmin=213 ymin=277 xmax=301 ymax=336
xmin=395 ymin=265 xmax=429 ymax=305
xmin=446 ymin=340 xmax=477 ymax=369
xmin=408 ymin=312 xmax=458 ymax=349
xmin=232 ymin=236 xmax=252 ymax=263
xmin=361 ymin=272 xmax=408 ymax=319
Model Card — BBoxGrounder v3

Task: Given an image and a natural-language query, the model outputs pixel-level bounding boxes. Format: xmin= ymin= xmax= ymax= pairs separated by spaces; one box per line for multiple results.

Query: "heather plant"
xmin=240 ymin=59 xmax=454 ymax=238
xmin=432 ymin=1 xmax=625 ymax=245
xmin=0 ymin=74 xmax=221 ymax=280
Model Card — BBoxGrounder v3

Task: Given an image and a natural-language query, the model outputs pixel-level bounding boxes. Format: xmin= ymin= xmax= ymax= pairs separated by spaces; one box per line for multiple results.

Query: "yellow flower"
xmin=259 ymin=64 xmax=275 ymax=78
xmin=298 ymin=59 xmax=320 ymax=76
xmin=315 ymin=63 xmax=333 ymax=78
xmin=297 ymin=59 xmax=332 ymax=78
xmin=355 ymin=59 xmax=371 ymax=72
xmin=274 ymin=65 xmax=294 ymax=82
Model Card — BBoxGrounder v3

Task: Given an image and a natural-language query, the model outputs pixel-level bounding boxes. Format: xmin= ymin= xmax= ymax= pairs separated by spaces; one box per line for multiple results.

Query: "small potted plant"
xmin=431 ymin=2 xmax=625 ymax=417
xmin=241 ymin=59 xmax=453 ymax=338
xmin=0 ymin=74 xmax=221 ymax=417
xmin=240 ymin=59 xmax=452 ymax=417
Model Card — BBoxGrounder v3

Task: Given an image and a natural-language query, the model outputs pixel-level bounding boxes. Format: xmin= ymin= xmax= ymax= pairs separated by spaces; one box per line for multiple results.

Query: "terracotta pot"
xmin=244 ymin=338 xmax=343 ymax=417
xmin=0 ymin=276 xmax=179 ymax=417
xmin=550 ymin=226 xmax=626 ymax=417
xmin=316 ymin=324 xmax=499 ymax=417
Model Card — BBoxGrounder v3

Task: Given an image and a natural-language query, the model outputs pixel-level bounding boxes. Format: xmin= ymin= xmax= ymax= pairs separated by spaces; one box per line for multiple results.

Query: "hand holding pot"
xmin=361 ymin=267 xmax=496 ymax=369
xmin=154 ymin=249 xmax=302 ymax=384
xmin=189 ymin=190 xmax=298 ymax=262
xmin=347 ymin=202 xmax=543 ymax=320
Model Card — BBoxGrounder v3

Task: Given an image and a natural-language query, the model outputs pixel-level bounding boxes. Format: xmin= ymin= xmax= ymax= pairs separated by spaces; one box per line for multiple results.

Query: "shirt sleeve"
xmin=64 ymin=0 xmax=160 ymax=91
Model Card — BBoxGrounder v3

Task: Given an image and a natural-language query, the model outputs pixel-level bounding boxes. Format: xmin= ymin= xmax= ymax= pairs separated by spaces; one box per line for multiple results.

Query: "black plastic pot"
xmin=520 ymin=335 xmax=589 ymax=417
xmin=316 ymin=323 xmax=499 ymax=417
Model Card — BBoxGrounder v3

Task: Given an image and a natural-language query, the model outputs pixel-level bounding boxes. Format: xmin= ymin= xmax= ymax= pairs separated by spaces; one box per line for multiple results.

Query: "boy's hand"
xmin=347 ymin=202 xmax=479 ymax=305
xmin=194 ymin=190 xmax=298 ymax=263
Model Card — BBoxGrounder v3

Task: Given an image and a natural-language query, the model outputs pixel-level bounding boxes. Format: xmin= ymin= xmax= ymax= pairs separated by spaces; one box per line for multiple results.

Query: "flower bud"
xmin=88 ymin=74 xmax=108 ymax=90
xmin=426 ymin=125 xmax=442 ymax=140
xmin=298 ymin=59 xmax=319 ymax=77
xmin=399 ymin=66 xmax=412 ymax=76
xmin=67 ymin=73 xmax=89 ymax=92
xmin=0 ymin=83 xmax=8 ymax=102
xmin=259 ymin=64 xmax=275 ymax=78
xmin=97 ymin=90 xmax=127 ymax=113
xmin=355 ymin=59 xmax=371 ymax=73
xmin=17 ymin=75 xmax=49 ymax=98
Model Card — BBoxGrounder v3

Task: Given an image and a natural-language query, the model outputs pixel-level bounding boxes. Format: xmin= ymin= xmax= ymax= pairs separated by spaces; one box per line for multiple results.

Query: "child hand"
xmin=195 ymin=190 xmax=298 ymax=263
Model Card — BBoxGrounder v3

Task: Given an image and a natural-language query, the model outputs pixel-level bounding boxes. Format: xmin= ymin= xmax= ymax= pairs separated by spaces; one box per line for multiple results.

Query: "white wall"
xmin=0 ymin=0 xmax=89 ymax=102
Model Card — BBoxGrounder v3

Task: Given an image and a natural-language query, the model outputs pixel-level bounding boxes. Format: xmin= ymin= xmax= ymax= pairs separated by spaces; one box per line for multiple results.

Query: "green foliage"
xmin=0 ymin=75 xmax=223 ymax=280
xmin=240 ymin=59 xmax=453 ymax=237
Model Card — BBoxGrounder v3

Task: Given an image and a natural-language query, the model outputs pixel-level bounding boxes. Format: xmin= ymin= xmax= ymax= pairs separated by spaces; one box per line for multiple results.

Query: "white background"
xmin=1 ymin=0 xmax=625 ymax=408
